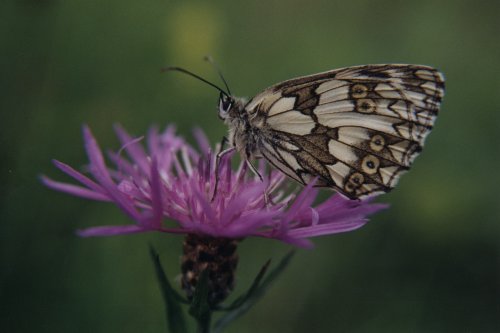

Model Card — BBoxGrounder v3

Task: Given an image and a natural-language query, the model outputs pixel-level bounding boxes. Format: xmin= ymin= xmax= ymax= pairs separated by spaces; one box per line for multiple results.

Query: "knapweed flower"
xmin=42 ymin=124 xmax=387 ymax=304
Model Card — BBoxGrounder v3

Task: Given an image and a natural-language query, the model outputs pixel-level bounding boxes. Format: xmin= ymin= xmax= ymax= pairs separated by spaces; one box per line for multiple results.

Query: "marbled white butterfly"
xmin=169 ymin=64 xmax=445 ymax=199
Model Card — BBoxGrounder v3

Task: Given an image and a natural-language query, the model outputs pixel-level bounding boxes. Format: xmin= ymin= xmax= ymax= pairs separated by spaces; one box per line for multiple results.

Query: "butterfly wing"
xmin=244 ymin=64 xmax=445 ymax=199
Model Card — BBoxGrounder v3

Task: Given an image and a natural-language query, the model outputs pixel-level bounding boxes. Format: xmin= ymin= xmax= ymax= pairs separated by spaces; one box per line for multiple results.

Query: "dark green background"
xmin=2 ymin=0 xmax=499 ymax=332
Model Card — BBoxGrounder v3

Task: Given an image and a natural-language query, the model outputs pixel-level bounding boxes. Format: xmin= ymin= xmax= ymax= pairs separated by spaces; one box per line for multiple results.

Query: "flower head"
xmin=42 ymin=124 xmax=387 ymax=248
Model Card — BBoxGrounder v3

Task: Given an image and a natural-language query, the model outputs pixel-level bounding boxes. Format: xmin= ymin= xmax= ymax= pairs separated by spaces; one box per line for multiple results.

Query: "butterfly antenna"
xmin=204 ymin=56 xmax=232 ymax=96
xmin=162 ymin=66 xmax=230 ymax=96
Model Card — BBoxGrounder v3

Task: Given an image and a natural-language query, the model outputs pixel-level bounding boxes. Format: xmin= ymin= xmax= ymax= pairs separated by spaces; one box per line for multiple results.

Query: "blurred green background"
xmin=1 ymin=0 xmax=499 ymax=332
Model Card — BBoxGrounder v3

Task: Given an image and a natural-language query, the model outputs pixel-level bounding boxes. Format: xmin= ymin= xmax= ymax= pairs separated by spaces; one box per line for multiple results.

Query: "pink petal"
xmin=41 ymin=175 xmax=110 ymax=201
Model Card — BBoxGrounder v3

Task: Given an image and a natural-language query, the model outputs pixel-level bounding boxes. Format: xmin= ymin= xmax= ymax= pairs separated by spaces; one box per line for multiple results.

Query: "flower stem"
xmin=196 ymin=311 xmax=212 ymax=333
xmin=189 ymin=270 xmax=213 ymax=333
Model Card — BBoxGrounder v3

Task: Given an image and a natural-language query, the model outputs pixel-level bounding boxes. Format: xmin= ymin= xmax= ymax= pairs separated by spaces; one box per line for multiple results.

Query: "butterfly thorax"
xmin=219 ymin=96 xmax=262 ymax=159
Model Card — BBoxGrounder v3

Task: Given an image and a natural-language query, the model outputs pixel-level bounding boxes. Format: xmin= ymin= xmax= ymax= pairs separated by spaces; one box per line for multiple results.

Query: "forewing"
xmin=247 ymin=64 xmax=445 ymax=199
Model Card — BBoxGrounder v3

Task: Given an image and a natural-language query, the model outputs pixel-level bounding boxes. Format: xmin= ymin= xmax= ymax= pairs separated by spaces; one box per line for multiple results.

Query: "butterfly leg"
xmin=243 ymin=149 xmax=276 ymax=206
xmin=212 ymin=136 xmax=235 ymax=202
xmin=245 ymin=158 xmax=272 ymax=206
xmin=245 ymin=159 xmax=263 ymax=182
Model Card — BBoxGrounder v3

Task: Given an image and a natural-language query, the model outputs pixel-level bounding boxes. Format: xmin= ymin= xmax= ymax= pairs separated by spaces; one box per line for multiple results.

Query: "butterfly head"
xmin=218 ymin=92 xmax=234 ymax=120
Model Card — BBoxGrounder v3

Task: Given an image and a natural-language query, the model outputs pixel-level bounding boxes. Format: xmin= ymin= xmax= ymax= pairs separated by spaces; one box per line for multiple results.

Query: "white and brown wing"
xmin=244 ymin=64 xmax=445 ymax=199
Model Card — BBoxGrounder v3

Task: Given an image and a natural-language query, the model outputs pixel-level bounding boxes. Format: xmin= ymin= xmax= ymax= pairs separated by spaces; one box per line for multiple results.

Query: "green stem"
xmin=196 ymin=311 xmax=212 ymax=333
xmin=189 ymin=270 xmax=212 ymax=333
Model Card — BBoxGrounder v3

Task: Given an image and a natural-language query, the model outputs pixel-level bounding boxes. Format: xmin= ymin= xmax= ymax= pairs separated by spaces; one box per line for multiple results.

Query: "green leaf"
xmin=217 ymin=259 xmax=271 ymax=312
xmin=213 ymin=250 xmax=295 ymax=333
xmin=188 ymin=270 xmax=212 ymax=333
xmin=150 ymin=246 xmax=188 ymax=333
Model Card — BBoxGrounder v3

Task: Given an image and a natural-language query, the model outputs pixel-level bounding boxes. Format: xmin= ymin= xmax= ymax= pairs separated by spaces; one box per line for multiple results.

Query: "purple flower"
xmin=42 ymin=125 xmax=387 ymax=248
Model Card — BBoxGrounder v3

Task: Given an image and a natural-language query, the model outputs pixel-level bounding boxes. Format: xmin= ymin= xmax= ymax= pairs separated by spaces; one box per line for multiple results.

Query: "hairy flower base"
xmin=181 ymin=234 xmax=239 ymax=306
xmin=42 ymin=125 xmax=388 ymax=248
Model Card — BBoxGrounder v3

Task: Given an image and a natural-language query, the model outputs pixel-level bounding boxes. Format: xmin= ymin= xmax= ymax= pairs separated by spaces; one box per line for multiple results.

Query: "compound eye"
xmin=218 ymin=93 xmax=233 ymax=120
xmin=219 ymin=93 xmax=232 ymax=111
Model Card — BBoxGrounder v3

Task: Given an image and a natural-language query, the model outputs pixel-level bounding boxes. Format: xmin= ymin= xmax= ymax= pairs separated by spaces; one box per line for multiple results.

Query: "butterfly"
xmin=168 ymin=64 xmax=445 ymax=199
